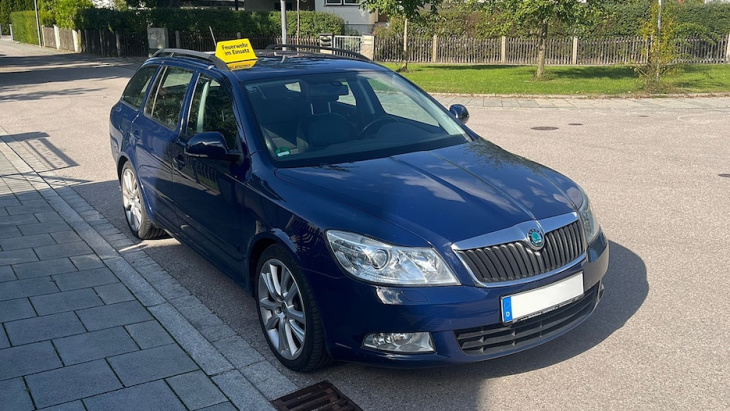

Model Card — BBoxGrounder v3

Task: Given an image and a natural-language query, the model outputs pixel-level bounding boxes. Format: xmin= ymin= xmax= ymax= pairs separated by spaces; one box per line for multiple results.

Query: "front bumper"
xmin=307 ymin=230 xmax=609 ymax=367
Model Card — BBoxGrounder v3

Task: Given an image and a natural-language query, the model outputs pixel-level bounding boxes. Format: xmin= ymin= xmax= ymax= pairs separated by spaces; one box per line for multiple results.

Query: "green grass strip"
xmin=380 ymin=63 xmax=730 ymax=96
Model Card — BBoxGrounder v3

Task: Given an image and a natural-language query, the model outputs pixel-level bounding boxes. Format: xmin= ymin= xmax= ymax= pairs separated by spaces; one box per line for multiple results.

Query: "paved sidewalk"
xmin=433 ymin=94 xmax=730 ymax=111
xmin=0 ymin=127 xmax=296 ymax=409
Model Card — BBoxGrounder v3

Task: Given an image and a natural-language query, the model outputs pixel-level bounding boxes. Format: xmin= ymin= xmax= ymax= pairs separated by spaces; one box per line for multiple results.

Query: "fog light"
xmin=363 ymin=332 xmax=434 ymax=353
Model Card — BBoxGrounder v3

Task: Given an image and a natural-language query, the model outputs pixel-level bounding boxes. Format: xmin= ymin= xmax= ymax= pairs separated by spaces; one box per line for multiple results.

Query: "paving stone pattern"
xmin=0 ymin=131 xmax=289 ymax=408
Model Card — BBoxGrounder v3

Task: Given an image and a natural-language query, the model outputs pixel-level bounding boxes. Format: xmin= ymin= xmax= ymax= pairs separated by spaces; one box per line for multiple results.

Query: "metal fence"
xmin=35 ymin=27 xmax=730 ymax=65
xmin=575 ymin=37 xmax=646 ymax=65
xmin=375 ymin=35 xmax=730 ymax=65
xmin=677 ymin=36 xmax=730 ymax=64
xmin=173 ymin=33 xmax=319 ymax=52
xmin=334 ymin=35 xmax=362 ymax=54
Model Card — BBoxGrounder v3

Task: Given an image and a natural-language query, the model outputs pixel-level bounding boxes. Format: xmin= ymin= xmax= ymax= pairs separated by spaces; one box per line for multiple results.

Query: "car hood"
xmin=274 ymin=140 xmax=578 ymax=247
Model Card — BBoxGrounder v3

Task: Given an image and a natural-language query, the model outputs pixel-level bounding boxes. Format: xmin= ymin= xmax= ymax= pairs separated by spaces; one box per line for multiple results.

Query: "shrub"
xmin=9 ymin=10 xmax=44 ymax=44
xmin=55 ymin=0 xmax=93 ymax=29
xmin=75 ymin=8 xmax=344 ymax=37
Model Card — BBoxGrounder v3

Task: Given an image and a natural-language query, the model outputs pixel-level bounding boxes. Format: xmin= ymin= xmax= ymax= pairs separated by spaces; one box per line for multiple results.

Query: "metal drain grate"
xmin=272 ymin=380 xmax=362 ymax=411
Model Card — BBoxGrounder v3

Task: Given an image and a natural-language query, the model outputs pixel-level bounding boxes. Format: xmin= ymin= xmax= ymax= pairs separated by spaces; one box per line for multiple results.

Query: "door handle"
xmin=175 ymin=155 xmax=185 ymax=170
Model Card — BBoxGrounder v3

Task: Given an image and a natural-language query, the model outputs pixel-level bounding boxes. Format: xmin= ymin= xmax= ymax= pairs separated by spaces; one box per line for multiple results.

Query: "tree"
xmin=360 ymin=0 xmax=439 ymax=72
xmin=635 ymin=1 xmax=717 ymax=92
xmin=55 ymin=0 xmax=94 ymax=29
xmin=485 ymin=0 xmax=602 ymax=79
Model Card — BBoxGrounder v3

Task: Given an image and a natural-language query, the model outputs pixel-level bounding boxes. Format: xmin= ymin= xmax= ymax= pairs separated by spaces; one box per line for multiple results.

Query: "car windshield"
xmin=243 ymin=70 xmax=471 ymax=167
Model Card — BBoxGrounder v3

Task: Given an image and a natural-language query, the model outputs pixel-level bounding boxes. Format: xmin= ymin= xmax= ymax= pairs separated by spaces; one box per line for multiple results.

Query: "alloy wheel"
xmin=258 ymin=258 xmax=307 ymax=360
xmin=121 ymin=167 xmax=142 ymax=232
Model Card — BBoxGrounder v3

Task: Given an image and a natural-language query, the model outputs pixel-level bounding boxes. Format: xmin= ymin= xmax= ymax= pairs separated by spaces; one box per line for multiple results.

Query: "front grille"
xmin=456 ymin=221 xmax=585 ymax=283
xmin=455 ymin=283 xmax=599 ymax=356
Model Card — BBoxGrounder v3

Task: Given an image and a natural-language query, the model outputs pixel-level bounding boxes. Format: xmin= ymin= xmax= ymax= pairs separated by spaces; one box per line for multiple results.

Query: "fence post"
xmin=73 ymin=30 xmax=81 ymax=53
xmin=501 ymin=36 xmax=506 ymax=63
xmin=54 ymin=25 xmax=60 ymax=49
xmin=726 ymin=32 xmax=730 ymax=63
xmin=99 ymin=30 xmax=105 ymax=56
xmin=431 ymin=34 xmax=438 ymax=63
xmin=571 ymin=36 xmax=578 ymax=65
xmin=360 ymin=34 xmax=375 ymax=60
xmin=175 ymin=30 xmax=181 ymax=48
xmin=116 ymin=32 xmax=122 ymax=57
xmin=236 ymin=32 xmax=241 ymax=39
xmin=9 ymin=24 xmax=13 ymax=41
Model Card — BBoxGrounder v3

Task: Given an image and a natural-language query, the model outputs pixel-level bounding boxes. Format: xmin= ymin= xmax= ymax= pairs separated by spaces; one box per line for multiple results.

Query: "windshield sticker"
xmin=276 ymin=147 xmax=291 ymax=157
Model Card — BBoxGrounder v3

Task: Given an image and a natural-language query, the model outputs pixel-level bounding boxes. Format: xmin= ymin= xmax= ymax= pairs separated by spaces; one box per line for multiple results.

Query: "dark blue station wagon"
xmin=109 ymin=45 xmax=609 ymax=371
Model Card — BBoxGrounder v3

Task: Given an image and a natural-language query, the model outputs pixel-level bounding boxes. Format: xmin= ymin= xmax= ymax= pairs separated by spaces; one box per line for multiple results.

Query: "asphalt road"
xmin=1 ymin=40 xmax=728 ymax=410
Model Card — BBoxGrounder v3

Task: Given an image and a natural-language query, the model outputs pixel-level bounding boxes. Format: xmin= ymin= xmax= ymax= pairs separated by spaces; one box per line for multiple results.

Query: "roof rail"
xmin=152 ymin=48 xmax=230 ymax=70
xmin=264 ymin=44 xmax=370 ymax=61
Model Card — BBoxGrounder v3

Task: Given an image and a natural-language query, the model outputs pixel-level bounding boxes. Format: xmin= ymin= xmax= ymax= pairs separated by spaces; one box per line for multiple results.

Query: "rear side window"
xmin=121 ymin=65 xmax=158 ymax=109
xmin=144 ymin=67 xmax=194 ymax=129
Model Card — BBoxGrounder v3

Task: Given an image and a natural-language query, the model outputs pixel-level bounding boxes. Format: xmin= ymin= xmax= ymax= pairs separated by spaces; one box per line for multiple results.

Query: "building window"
xmin=325 ymin=0 xmax=359 ymax=5
xmin=274 ymin=2 xmax=293 ymax=10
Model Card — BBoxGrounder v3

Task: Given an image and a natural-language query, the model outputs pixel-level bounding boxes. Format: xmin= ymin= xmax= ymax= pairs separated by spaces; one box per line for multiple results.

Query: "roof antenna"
xmin=209 ymin=26 xmax=217 ymax=47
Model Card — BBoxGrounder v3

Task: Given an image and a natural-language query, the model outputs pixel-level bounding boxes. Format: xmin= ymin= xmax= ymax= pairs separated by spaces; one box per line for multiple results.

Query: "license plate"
xmin=501 ymin=273 xmax=584 ymax=323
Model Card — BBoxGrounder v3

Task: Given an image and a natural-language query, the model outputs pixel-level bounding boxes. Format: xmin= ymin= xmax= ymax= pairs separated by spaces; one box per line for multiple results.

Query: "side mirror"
xmin=449 ymin=104 xmax=470 ymax=125
xmin=185 ymin=131 xmax=239 ymax=161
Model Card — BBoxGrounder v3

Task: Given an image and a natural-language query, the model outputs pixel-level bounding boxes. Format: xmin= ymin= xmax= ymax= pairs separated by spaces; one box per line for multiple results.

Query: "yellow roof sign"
xmin=215 ymin=39 xmax=257 ymax=65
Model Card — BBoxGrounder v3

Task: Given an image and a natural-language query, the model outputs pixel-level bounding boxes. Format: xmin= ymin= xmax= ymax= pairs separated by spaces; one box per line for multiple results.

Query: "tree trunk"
xmin=536 ymin=19 xmax=548 ymax=79
xmin=399 ymin=18 xmax=409 ymax=72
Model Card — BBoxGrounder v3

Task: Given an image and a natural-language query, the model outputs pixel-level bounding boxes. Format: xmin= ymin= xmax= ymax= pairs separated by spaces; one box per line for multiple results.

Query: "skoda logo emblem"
xmin=527 ymin=228 xmax=544 ymax=250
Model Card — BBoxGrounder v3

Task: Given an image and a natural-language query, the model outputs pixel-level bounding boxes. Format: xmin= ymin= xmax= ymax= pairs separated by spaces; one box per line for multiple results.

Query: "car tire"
xmin=256 ymin=244 xmax=331 ymax=372
xmin=120 ymin=162 xmax=166 ymax=240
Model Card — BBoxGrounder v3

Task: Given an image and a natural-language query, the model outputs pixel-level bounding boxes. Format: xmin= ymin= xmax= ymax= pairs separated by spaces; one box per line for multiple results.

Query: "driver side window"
xmin=187 ymin=75 xmax=238 ymax=149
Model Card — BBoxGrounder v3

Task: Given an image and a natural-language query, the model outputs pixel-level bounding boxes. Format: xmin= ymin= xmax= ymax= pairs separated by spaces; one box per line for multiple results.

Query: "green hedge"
xmin=55 ymin=0 xmax=93 ymax=29
xmin=10 ymin=10 xmax=39 ymax=44
xmin=376 ymin=1 xmax=730 ymax=39
xmin=675 ymin=3 xmax=730 ymax=36
xmin=75 ymin=9 xmax=344 ymax=37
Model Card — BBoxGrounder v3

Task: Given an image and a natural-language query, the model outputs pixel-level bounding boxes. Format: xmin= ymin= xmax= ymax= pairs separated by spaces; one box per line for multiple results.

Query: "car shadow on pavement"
xmin=298 ymin=240 xmax=648 ymax=410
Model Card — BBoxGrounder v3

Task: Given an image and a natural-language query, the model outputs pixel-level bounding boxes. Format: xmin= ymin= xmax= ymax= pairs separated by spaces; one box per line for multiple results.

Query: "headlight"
xmin=578 ymin=189 xmax=600 ymax=244
xmin=326 ymin=230 xmax=459 ymax=286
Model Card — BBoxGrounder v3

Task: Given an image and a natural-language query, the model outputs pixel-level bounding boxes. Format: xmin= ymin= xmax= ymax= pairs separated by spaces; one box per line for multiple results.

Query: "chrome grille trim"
xmin=454 ymin=217 xmax=586 ymax=287
xmin=451 ymin=212 xmax=578 ymax=252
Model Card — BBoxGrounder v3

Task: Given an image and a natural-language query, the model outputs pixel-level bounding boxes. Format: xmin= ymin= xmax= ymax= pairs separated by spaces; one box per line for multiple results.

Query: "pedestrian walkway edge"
xmin=0 ymin=126 xmax=298 ymax=409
